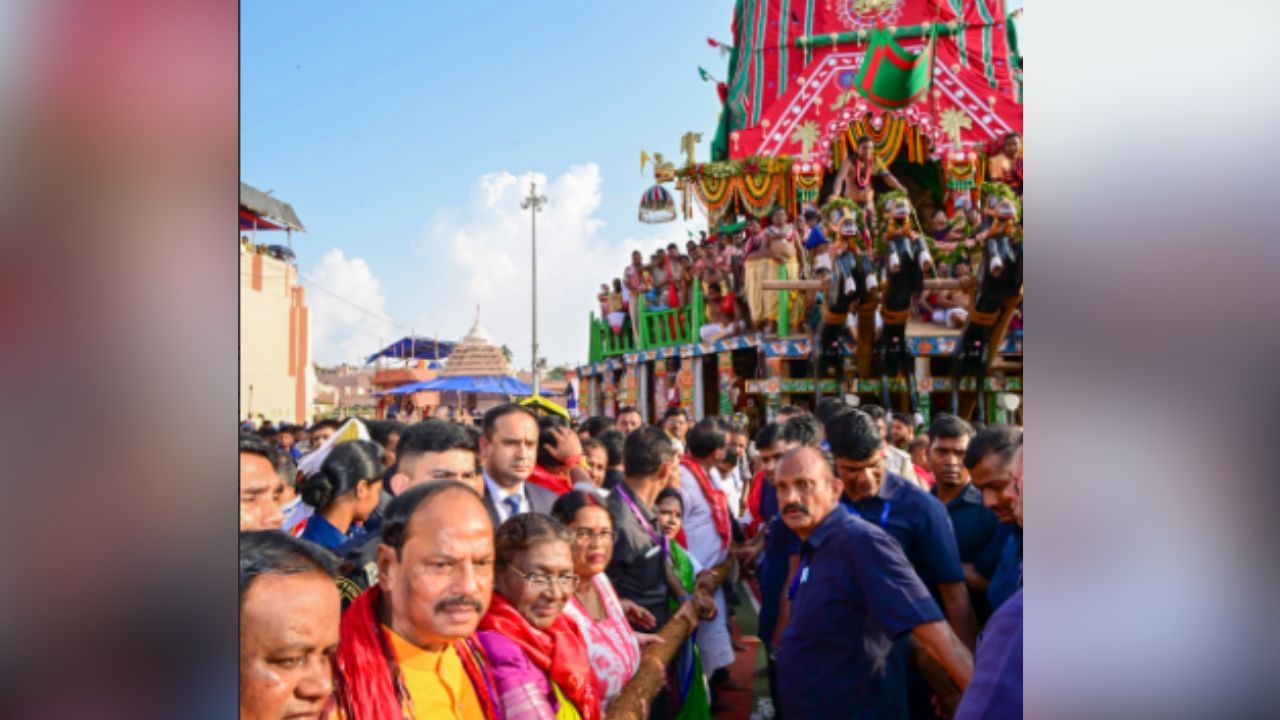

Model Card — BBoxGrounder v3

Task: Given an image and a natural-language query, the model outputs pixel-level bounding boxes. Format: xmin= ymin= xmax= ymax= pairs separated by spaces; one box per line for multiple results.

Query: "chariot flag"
xmin=853 ymin=27 xmax=935 ymax=110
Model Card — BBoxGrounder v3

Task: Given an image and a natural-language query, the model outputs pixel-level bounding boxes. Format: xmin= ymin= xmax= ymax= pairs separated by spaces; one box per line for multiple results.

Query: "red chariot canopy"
xmin=722 ymin=0 xmax=1021 ymax=164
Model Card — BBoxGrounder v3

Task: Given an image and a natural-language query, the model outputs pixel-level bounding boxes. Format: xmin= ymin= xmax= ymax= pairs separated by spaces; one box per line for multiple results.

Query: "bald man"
xmin=772 ymin=447 xmax=973 ymax=719
xmin=956 ymin=446 xmax=1023 ymax=720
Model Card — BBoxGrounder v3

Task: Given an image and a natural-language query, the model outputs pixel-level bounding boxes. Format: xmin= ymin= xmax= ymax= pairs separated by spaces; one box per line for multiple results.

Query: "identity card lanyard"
xmin=619 ymin=486 xmax=668 ymax=566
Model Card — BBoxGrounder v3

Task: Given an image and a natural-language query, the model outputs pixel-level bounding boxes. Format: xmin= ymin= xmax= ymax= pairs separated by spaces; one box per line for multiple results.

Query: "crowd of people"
xmin=597 ymin=133 xmax=1024 ymax=345
xmin=240 ymin=401 xmax=1023 ymax=719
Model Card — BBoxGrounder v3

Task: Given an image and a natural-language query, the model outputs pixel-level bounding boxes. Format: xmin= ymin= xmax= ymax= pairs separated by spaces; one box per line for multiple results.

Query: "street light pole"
xmin=521 ymin=180 xmax=547 ymax=396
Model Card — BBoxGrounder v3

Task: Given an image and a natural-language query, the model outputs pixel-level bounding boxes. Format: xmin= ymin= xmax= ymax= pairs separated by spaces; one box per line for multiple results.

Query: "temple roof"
xmin=441 ymin=308 xmax=511 ymax=377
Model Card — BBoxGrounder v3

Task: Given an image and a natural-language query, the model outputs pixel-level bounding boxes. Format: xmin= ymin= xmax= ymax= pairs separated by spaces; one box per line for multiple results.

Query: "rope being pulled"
xmin=604 ymin=556 xmax=735 ymax=720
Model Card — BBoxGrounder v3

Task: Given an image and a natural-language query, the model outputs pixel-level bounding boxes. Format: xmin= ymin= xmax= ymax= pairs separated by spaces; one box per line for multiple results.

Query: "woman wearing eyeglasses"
xmin=551 ymin=491 xmax=652 ymax=710
xmin=478 ymin=513 xmax=602 ymax=720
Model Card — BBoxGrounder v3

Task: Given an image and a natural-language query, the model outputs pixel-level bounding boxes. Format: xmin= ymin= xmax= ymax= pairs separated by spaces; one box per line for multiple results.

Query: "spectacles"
xmin=507 ymin=567 xmax=580 ymax=592
xmin=573 ymin=528 xmax=617 ymax=544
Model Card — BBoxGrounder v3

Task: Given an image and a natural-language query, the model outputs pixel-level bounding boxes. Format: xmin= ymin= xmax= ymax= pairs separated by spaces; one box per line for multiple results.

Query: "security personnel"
xmin=926 ymin=414 xmax=1003 ymax=623
xmin=824 ymin=406 xmax=978 ymax=718
xmin=773 ymin=446 xmax=972 ymax=719
xmin=963 ymin=424 xmax=1024 ymax=613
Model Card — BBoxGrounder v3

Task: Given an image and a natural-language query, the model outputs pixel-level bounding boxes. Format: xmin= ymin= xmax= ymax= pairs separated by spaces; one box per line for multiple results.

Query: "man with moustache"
xmin=826 ymin=409 xmax=976 ymax=646
xmin=773 ymin=447 xmax=972 ymax=719
xmin=827 ymin=407 xmax=977 ymax=720
xmin=736 ymin=415 xmax=822 ymax=714
xmin=956 ymin=445 xmax=1023 ymax=720
xmin=329 ymin=481 xmax=502 ymax=719
xmin=964 ymin=425 xmax=1024 ymax=613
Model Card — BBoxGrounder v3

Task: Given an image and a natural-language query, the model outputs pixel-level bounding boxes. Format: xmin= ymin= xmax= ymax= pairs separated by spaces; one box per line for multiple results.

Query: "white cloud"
xmin=303 ymin=248 xmax=397 ymax=365
xmin=412 ymin=164 xmax=700 ymax=371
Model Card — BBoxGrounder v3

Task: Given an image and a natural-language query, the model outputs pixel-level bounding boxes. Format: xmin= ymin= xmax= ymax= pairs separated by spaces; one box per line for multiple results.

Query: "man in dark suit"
xmin=478 ymin=403 xmax=557 ymax=526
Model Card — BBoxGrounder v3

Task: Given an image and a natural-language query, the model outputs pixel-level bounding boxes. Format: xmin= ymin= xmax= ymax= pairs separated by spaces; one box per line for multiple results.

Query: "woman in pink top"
xmin=551 ymin=491 xmax=653 ymax=709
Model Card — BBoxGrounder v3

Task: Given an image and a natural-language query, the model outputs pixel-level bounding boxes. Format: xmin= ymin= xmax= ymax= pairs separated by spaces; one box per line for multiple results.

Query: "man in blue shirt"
xmin=826 ymin=408 xmax=977 ymax=645
xmin=925 ymin=414 xmax=1003 ymax=623
xmin=956 ymin=445 xmax=1023 ymax=719
xmin=751 ymin=414 xmax=823 ymax=649
xmin=825 ymin=406 xmax=978 ymax=718
xmin=273 ymin=424 xmax=303 ymax=461
xmin=734 ymin=421 xmax=800 ymax=715
xmin=964 ymin=425 xmax=1024 ymax=612
xmin=774 ymin=446 xmax=973 ymax=719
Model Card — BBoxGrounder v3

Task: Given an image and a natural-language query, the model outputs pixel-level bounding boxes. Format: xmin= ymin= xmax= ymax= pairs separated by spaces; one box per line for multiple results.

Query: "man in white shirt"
xmin=712 ymin=418 xmax=750 ymax=519
xmin=677 ymin=420 xmax=738 ymax=685
xmin=478 ymin=403 xmax=557 ymax=526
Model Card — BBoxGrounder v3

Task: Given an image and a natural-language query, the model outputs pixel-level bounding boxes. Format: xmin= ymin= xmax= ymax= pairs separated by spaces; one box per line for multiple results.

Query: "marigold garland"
xmin=695 ymin=175 xmax=735 ymax=213
xmin=739 ymin=173 xmax=782 ymax=212
xmin=836 ymin=113 xmax=929 ymax=169
xmin=945 ymin=155 xmax=980 ymax=190
xmin=794 ymin=170 xmax=824 ymax=207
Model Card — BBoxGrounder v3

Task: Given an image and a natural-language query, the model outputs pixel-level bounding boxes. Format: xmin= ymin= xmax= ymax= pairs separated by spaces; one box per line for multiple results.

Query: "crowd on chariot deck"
xmin=599 ymin=132 xmax=1023 ymax=346
xmin=241 ymin=398 xmax=1024 ymax=719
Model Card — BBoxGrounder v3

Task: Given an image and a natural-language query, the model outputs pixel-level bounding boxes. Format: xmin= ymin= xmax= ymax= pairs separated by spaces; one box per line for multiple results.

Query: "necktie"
xmin=503 ymin=495 xmax=522 ymax=519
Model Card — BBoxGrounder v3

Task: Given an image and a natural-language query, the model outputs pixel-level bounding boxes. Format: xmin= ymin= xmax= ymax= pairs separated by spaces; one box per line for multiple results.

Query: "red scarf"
xmin=477 ymin=594 xmax=602 ymax=720
xmin=330 ymin=586 xmax=502 ymax=720
xmin=745 ymin=469 xmax=767 ymax=536
xmin=680 ymin=456 xmax=732 ymax=552
xmin=527 ymin=464 xmax=573 ymax=496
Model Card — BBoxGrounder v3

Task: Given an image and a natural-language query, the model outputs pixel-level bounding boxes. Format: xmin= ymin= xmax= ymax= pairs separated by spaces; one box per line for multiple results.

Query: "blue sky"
xmin=242 ymin=1 xmax=733 ymax=368
xmin=243 ymin=1 xmax=1023 ymax=369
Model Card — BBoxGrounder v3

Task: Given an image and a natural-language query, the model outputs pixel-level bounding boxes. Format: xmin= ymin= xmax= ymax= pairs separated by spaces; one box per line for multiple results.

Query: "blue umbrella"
xmin=378 ymin=375 xmax=532 ymax=396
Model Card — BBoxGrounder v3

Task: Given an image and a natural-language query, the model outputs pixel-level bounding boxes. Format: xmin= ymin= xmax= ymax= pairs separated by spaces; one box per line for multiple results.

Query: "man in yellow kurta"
xmin=329 ymin=482 xmax=501 ymax=719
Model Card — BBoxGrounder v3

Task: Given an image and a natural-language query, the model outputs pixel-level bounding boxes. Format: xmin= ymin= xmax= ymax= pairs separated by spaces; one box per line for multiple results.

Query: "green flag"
xmin=698 ymin=66 xmax=714 ymax=82
xmin=853 ymin=28 xmax=935 ymax=110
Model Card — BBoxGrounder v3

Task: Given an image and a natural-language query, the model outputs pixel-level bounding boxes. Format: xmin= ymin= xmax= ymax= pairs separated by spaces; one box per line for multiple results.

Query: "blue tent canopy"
xmin=365 ymin=336 xmax=456 ymax=365
xmin=379 ymin=375 xmax=533 ymax=396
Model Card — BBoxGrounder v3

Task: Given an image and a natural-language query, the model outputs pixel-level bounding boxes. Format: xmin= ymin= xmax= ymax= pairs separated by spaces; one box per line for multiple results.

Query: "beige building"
xmin=315 ymin=364 xmax=379 ymax=417
xmin=240 ymin=183 xmax=312 ymax=424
